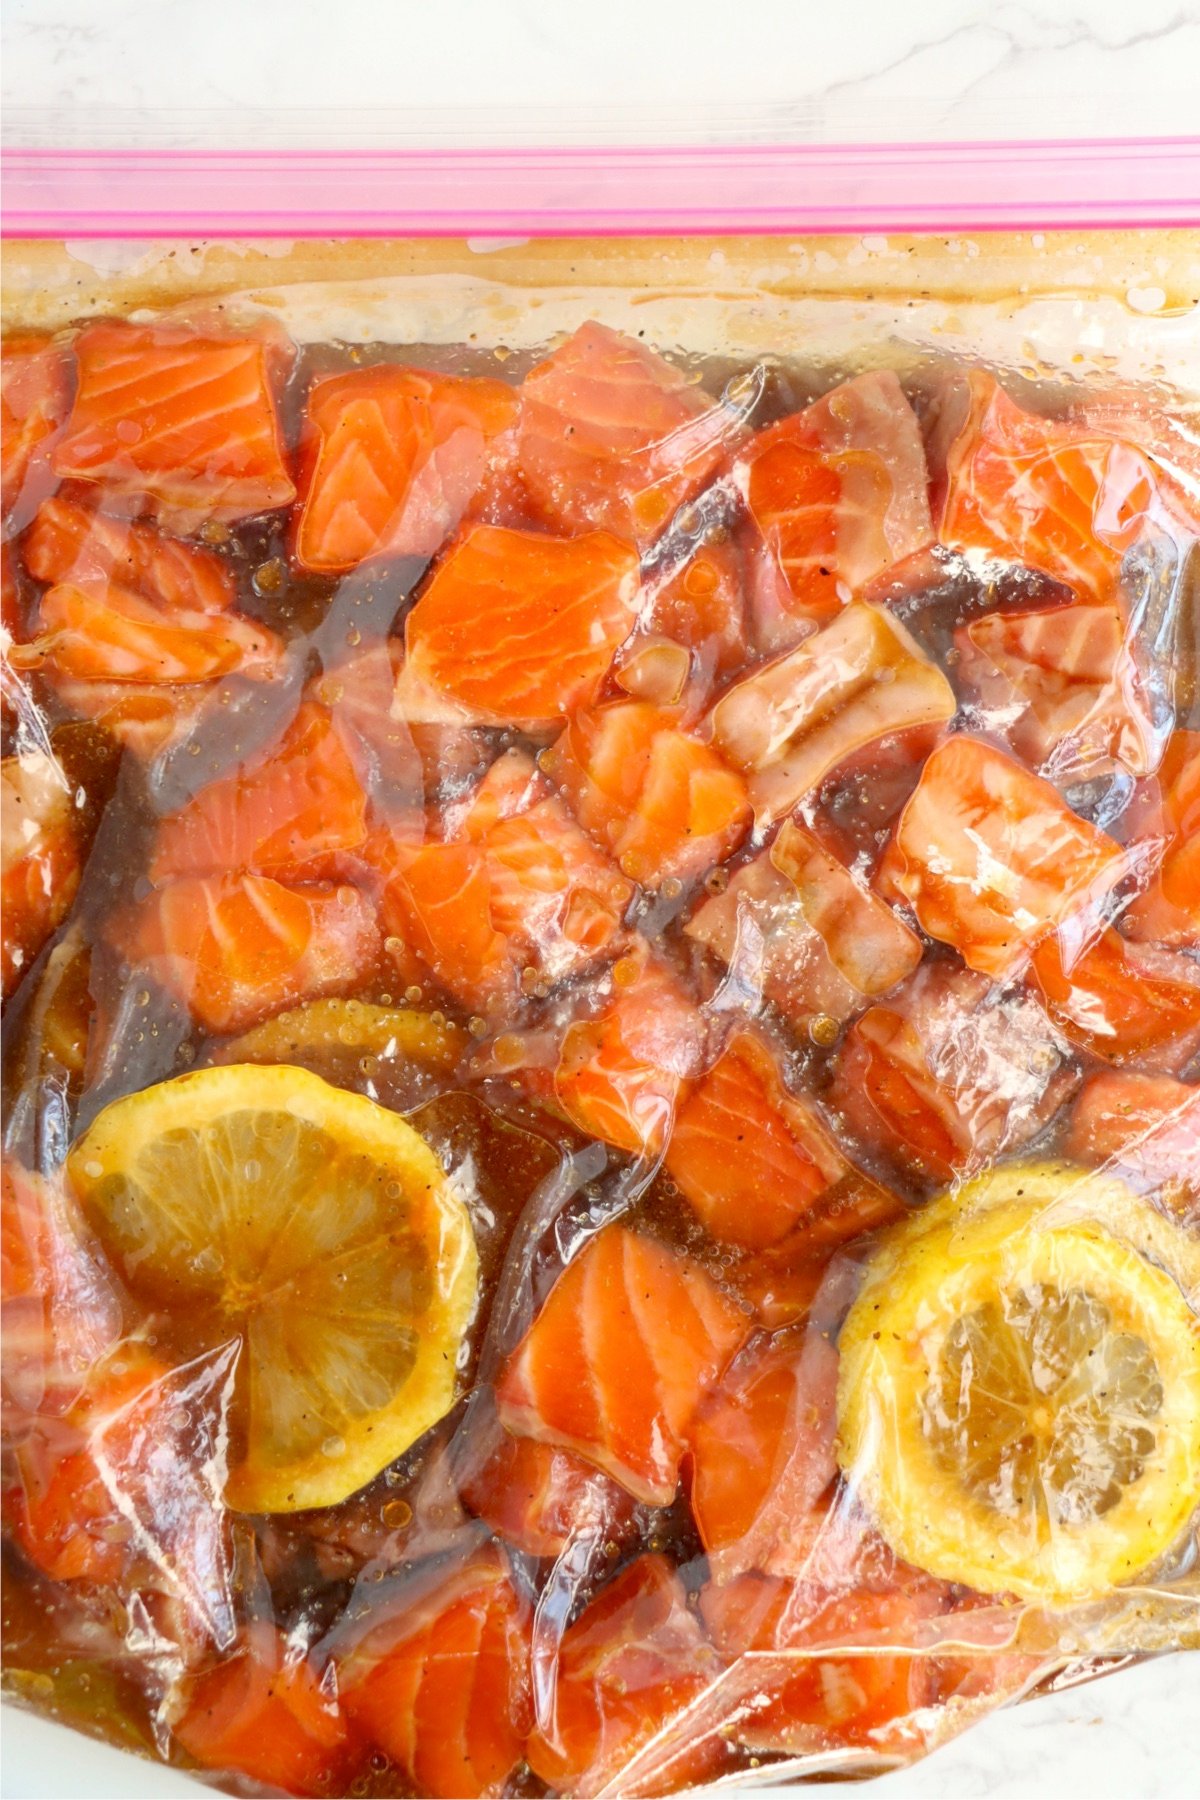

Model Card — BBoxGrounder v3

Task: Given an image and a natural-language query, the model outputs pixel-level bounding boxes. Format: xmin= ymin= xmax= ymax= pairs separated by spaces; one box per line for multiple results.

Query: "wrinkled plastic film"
xmin=1 ymin=229 xmax=1199 ymax=1800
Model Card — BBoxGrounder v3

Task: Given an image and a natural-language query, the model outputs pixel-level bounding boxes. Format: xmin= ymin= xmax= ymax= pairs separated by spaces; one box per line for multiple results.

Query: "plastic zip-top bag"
xmin=2 ymin=140 xmax=1199 ymax=1800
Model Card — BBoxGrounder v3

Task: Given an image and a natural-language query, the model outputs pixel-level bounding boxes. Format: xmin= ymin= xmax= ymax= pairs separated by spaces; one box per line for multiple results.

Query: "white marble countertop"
xmin=1 ymin=2 xmax=1198 ymax=1797
xmin=4 ymin=0 xmax=1200 ymax=141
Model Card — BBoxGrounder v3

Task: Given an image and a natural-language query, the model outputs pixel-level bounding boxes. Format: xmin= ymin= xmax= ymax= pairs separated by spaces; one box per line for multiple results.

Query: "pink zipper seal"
xmin=5 ymin=138 xmax=1200 ymax=237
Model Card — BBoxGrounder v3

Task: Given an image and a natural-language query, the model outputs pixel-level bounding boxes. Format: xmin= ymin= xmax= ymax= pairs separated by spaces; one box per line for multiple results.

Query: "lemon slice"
xmin=837 ymin=1171 xmax=1200 ymax=1605
xmin=213 ymin=1001 xmax=468 ymax=1117
xmin=218 ymin=1000 xmax=467 ymax=1072
xmin=68 ymin=1064 xmax=478 ymax=1513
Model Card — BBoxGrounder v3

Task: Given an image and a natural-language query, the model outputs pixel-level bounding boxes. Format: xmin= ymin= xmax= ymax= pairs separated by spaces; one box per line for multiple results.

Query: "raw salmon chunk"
xmin=1031 ymin=926 xmax=1200 ymax=1074
xmin=551 ymin=948 xmax=707 ymax=1153
xmin=432 ymin=774 xmax=633 ymax=996
xmin=516 ymin=320 xmax=742 ymax=546
xmin=31 ymin=678 xmax=213 ymax=761
xmin=1123 ymin=729 xmax=1200 ymax=946
xmin=13 ymin=1354 xmax=173 ymax=1586
xmin=110 ymin=872 xmax=379 ymax=1037
xmin=496 ymin=1222 xmax=749 ymax=1505
xmin=175 ymin=1624 xmax=347 ymax=1798
xmin=664 ymin=1032 xmax=849 ymax=1248
xmin=399 ymin=523 xmax=640 ymax=729
xmin=1 ymin=1161 xmax=121 ymax=1420
xmin=724 ymin=1191 xmax=909 ymax=1328
xmin=735 ymin=371 xmax=934 ymax=634
xmin=545 ymin=700 xmax=751 ymax=888
xmin=11 ymin=577 xmax=282 ymax=685
xmin=687 ymin=1327 xmax=839 ymax=1578
xmin=685 ymin=818 xmax=922 ymax=1027
xmin=457 ymin=1407 xmax=637 ymax=1560
xmin=380 ymin=749 xmax=633 ymax=1013
xmin=708 ymin=603 xmax=956 ymax=822
xmin=699 ymin=1573 xmax=945 ymax=1754
xmin=9 ymin=493 xmax=280 ymax=756
xmin=956 ymin=597 xmax=1162 ymax=784
xmin=52 ymin=319 xmax=296 ymax=524
xmin=317 ymin=638 xmax=493 ymax=813
xmin=294 ymin=364 xmax=518 ymax=571
xmin=339 ymin=1545 xmax=532 ymax=1800
xmin=1 ymin=750 xmax=82 ymax=999
xmin=525 ymin=1554 xmax=723 ymax=1799
xmin=25 ymin=494 xmax=236 ymax=615
xmin=379 ymin=836 xmax=511 ymax=1010
xmin=878 ymin=736 xmax=1129 ymax=979
xmin=637 ymin=534 xmax=748 ymax=690
xmin=930 ymin=370 xmax=1195 ymax=605
xmin=14 ymin=1347 xmax=231 ymax=1625
xmin=2 ymin=334 xmax=72 ymax=532
xmin=831 ymin=962 xmax=1078 ymax=1185
xmin=151 ymin=701 xmax=370 ymax=886
xmin=1065 ymin=1071 xmax=1200 ymax=1201
xmin=1 ymin=539 xmax=19 ymax=636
